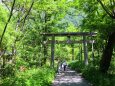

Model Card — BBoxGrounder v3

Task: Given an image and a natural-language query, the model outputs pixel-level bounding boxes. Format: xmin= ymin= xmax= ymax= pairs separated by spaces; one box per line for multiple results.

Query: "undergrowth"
xmin=0 ymin=67 xmax=55 ymax=86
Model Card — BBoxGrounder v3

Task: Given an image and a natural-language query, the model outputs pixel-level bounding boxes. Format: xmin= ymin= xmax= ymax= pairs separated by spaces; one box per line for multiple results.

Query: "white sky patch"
xmin=67 ymin=0 xmax=73 ymax=2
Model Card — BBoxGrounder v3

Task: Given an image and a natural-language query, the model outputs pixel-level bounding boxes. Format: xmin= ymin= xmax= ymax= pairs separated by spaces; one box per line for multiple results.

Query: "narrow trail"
xmin=52 ymin=68 xmax=92 ymax=86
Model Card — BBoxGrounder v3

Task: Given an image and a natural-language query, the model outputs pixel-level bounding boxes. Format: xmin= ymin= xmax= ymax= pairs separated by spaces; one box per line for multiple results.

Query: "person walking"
xmin=62 ymin=61 xmax=67 ymax=71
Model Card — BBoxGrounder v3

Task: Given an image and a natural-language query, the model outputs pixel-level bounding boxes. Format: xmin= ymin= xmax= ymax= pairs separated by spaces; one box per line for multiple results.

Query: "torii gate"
xmin=41 ymin=32 xmax=97 ymax=68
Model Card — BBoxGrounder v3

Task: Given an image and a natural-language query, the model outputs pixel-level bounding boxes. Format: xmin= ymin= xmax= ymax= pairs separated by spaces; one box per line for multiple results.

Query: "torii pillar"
xmin=83 ymin=36 xmax=88 ymax=65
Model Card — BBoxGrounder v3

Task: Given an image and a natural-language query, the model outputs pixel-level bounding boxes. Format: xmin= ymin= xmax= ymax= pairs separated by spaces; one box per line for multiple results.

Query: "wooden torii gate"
xmin=41 ymin=32 xmax=97 ymax=68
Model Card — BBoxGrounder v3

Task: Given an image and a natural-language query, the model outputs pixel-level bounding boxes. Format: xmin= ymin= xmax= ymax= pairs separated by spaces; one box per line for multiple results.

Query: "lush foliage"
xmin=0 ymin=0 xmax=115 ymax=85
xmin=0 ymin=67 xmax=55 ymax=86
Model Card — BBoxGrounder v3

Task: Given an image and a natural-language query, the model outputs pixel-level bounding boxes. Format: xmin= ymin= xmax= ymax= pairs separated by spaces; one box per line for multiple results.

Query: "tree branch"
xmin=0 ymin=0 xmax=16 ymax=47
xmin=97 ymin=0 xmax=115 ymax=18
xmin=2 ymin=1 xmax=10 ymax=11
xmin=21 ymin=0 xmax=34 ymax=26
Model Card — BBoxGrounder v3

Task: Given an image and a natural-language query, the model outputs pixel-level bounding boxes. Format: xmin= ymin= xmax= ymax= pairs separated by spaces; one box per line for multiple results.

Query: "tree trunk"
xmin=0 ymin=0 xmax=16 ymax=47
xmin=100 ymin=32 xmax=115 ymax=73
xmin=43 ymin=43 xmax=47 ymax=64
xmin=51 ymin=36 xmax=55 ymax=68
xmin=71 ymin=44 xmax=74 ymax=60
xmin=81 ymin=45 xmax=83 ymax=61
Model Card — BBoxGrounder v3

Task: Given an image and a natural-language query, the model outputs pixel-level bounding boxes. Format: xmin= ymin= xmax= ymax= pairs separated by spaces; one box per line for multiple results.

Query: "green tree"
xmin=75 ymin=0 xmax=115 ymax=73
xmin=97 ymin=0 xmax=115 ymax=73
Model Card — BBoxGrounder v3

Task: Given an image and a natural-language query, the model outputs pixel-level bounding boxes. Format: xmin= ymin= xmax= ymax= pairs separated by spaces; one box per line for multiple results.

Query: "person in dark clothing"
xmin=62 ymin=61 xmax=67 ymax=71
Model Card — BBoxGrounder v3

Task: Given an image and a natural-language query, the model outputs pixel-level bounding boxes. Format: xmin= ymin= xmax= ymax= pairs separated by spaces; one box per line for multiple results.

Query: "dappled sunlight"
xmin=52 ymin=68 xmax=91 ymax=86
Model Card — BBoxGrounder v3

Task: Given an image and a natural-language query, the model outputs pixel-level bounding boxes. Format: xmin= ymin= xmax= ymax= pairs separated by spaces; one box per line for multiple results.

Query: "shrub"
xmin=1 ymin=67 xmax=55 ymax=86
xmin=68 ymin=60 xmax=84 ymax=72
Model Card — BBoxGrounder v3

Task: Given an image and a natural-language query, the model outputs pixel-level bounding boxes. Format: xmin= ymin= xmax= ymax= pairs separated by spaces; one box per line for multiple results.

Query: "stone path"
xmin=52 ymin=68 xmax=92 ymax=86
